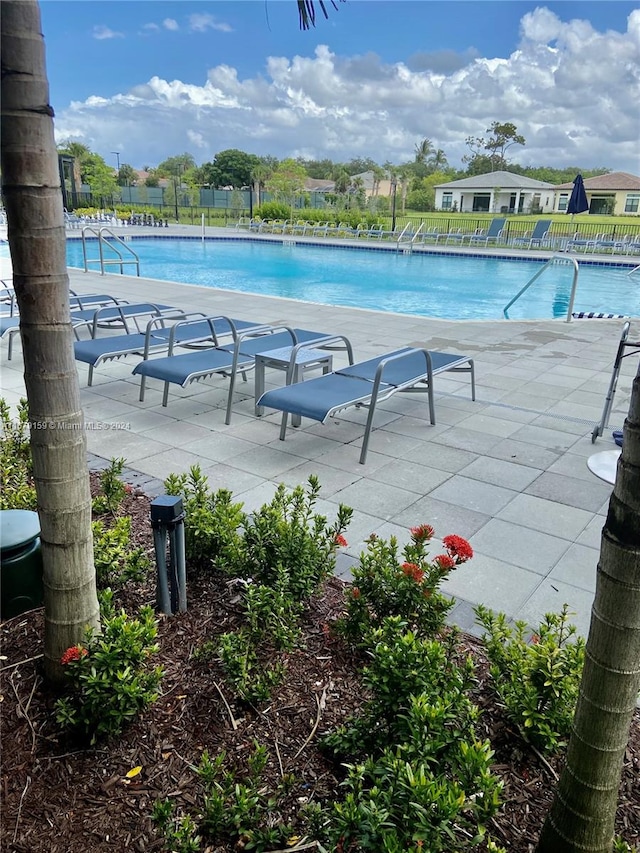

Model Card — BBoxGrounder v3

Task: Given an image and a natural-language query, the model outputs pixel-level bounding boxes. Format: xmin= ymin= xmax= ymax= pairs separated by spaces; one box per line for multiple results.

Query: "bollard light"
xmin=150 ymin=495 xmax=186 ymax=615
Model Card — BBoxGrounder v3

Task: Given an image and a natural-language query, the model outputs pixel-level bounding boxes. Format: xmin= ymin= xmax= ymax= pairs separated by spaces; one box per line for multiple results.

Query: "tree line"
xmin=57 ymin=124 xmax=610 ymax=213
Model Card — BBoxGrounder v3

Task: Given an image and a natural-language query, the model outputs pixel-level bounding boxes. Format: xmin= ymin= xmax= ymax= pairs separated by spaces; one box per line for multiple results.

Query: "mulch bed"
xmin=1 ymin=478 xmax=638 ymax=852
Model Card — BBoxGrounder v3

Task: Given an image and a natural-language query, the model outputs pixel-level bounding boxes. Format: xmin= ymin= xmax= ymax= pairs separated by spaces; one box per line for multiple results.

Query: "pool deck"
xmin=1 ymin=225 xmax=638 ymax=638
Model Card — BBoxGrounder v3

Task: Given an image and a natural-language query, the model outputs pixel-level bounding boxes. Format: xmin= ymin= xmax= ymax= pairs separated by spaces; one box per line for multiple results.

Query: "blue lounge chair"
xmin=2 ymin=291 xmax=124 ymax=360
xmin=132 ymin=324 xmax=335 ymax=423
xmin=466 ymin=218 xmax=506 ymax=246
xmin=257 ymin=345 xmax=475 ymax=464
xmin=511 ymin=220 xmax=552 ymax=249
xmin=74 ymin=312 xmax=259 ymax=386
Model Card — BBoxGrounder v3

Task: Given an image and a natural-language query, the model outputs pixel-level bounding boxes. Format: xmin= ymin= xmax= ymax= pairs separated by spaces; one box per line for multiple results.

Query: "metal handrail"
xmin=81 ymin=226 xmax=140 ymax=276
xmin=396 ymin=221 xmax=424 ymax=252
xmin=503 ymin=254 xmax=580 ymax=322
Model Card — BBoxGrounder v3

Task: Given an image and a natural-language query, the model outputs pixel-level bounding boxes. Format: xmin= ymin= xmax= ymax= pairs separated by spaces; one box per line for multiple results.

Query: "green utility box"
xmin=1 ymin=510 xmax=44 ymax=620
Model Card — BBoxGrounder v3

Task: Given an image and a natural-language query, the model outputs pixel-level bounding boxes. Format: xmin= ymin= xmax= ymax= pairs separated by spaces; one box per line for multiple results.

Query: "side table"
xmin=254 ymin=345 xmax=334 ymax=424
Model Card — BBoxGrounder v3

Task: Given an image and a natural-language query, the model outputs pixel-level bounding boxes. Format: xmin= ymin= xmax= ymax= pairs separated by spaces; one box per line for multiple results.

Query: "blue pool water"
xmin=59 ymin=238 xmax=640 ymax=320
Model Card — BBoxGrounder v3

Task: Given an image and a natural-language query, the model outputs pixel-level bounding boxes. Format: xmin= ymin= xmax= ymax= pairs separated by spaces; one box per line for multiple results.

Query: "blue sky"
xmin=39 ymin=1 xmax=640 ymax=173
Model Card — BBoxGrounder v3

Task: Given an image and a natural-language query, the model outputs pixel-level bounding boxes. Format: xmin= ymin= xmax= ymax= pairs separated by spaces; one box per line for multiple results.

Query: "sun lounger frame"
xmin=258 ymin=344 xmax=475 ymax=463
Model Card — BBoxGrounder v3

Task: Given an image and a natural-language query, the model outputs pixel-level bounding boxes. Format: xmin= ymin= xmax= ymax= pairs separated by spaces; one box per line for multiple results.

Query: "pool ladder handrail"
xmin=81 ymin=226 xmax=140 ymax=276
xmin=396 ymin=221 xmax=424 ymax=253
xmin=503 ymin=254 xmax=579 ymax=322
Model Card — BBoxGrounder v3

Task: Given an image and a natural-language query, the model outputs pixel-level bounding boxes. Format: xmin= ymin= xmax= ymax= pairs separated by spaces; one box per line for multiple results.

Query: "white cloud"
xmin=58 ymin=8 xmax=640 ymax=173
xmin=163 ymin=18 xmax=179 ymax=32
xmin=188 ymin=13 xmax=232 ymax=34
xmin=92 ymin=25 xmax=124 ymax=40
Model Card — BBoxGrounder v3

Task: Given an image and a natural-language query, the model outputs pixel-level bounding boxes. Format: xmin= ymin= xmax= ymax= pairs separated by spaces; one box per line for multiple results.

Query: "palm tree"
xmin=536 ymin=363 xmax=640 ymax=852
xmin=414 ymin=138 xmax=433 ymax=165
xmin=1 ymin=0 xmax=100 ymax=682
xmin=429 ymin=149 xmax=449 ymax=172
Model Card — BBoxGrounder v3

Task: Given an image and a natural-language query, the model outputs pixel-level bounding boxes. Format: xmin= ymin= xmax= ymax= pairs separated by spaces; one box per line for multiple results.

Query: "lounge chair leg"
xmin=139 ymin=375 xmax=147 ymax=402
xmin=162 ymin=381 xmax=170 ymax=407
xmin=470 ymin=360 xmax=476 ymax=401
xmin=360 ymin=400 xmax=380 ymax=464
xmin=279 ymin=412 xmax=289 ymax=441
xmin=225 ymin=371 xmax=238 ymax=425
xmin=88 ymin=365 xmax=94 ymax=386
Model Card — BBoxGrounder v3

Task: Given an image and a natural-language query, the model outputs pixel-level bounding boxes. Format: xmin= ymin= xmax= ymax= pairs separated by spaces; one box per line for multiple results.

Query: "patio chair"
xmin=74 ymin=312 xmax=260 ymax=386
xmin=434 ymin=228 xmax=465 ymax=245
xmin=466 ymin=217 xmax=506 ymax=247
xmin=565 ymin=232 xmax=602 ymax=253
xmin=593 ymin=234 xmax=629 ymax=254
xmin=132 ymin=323 xmax=335 ymax=423
xmin=511 ymin=220 xmax=552 ymax=249
xmin=257 ymin=344 xmax=475 ymax=464
xmin=2 ymin=291 xmax=125 ymax=361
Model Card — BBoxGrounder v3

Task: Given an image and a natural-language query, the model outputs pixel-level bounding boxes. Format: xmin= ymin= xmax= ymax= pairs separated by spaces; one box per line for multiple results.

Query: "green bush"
xmin=337 ymin=524 xmax=470 ymax=645
xmin=319 ymin=621 xmax=503 ymax=851
xmin=92 ymin=457 xmax=128 ymax=516
xmin=164 ymin=466 xmax=245 ymax=570
xmin=0 ymin=397 xmax=36 ymax=510
xmin=92 ymin=516 xmax=150 ymax=588
xmin=153 ymin=744 xmax=296 ymax=852
xmin=55 ymin=589 xmax=164 ymax=744
xmin=253 ymin=201 xmax=290 ymax=220
xmin=237 ymin=476 xmax=352 ymax=599
xmin=475 ymin=603 xmax=585 ymax=753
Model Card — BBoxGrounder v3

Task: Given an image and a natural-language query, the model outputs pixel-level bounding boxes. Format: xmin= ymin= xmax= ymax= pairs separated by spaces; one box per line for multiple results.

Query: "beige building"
xmin=553 ymin=172 xmax=640 ymax=215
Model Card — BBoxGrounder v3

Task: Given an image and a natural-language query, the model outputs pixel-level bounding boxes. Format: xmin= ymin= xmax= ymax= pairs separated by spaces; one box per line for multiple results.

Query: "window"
xmin=558 ymin=193 xmax=569 ymax=212
xmin=472 ymin=193 xmax=490 ymax=212
xmin=441 ymin=192 xmax=453 ymax=210
xmin=624 ymin=193 xmax=640 ymax=213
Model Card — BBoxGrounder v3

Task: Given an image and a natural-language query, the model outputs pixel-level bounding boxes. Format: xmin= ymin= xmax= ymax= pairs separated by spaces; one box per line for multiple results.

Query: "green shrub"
xmin=324 ymin=619 xmax=478 ymax=757
xmin=153 ymin=744 xmax=296 ymax=852
xmin=253 ymin=201 xmax=290 ymax=220
xmin=237 ymin=476 xmax=352 ymax=599
xmin=0 ymin=397 xmax=36 ymax=510
xmin=336 ymin=524 xmax=470 ymax=645
xmin=92 ymin=516 xmax=150 ymax=588
xmin=475 ymin=603 xmax=585 ymax=753
xmin=319 ymin=621 xmax=502 ymax=851
xmin=92 ymin=457 xmax=128 ymax=515
xmin=164 ymin=466 xmax=245 ymax=569
xmin=55 ymin=589 xmax=164 ymax=744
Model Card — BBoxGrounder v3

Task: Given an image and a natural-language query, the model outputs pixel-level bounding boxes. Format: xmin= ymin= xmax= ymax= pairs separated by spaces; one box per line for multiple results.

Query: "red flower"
xmin=335 ymin=534 xmax=348 ymax=547
xmin=410 ymin=524 xmax=434 ymax=542
xmin=401 ymin=562 xmax=425 ymax=583
xmin=60 ymin=645 xmax=88 ymax=665
xmin=351 ymin=587 xmax=361 ymax=598
xmin=124 ymin=484 xmax=133 ymax=494
xmin=442 ymin=535 xmax=473 ymax=564
xmin=434 ymin=554 xmax=456 ymax=571
xmin=530 ymin=633 xmax=540 ymax=645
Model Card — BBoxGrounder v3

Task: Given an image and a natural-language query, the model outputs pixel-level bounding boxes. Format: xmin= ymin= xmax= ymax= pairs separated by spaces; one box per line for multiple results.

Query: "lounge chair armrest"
xmin=166 ymin=314 xmax=236 ymax=353
xmin=285 ymin=335 xmax=355 ymax=383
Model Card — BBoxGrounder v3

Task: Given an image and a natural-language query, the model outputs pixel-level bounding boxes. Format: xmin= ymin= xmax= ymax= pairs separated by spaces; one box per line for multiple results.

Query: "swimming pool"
xmin=61 ymin=237 xmax=640 ymax=320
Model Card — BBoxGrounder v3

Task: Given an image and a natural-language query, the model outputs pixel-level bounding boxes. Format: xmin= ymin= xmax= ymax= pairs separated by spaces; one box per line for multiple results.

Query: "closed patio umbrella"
xmin=567 ymin=174 xmax=589 ymax=215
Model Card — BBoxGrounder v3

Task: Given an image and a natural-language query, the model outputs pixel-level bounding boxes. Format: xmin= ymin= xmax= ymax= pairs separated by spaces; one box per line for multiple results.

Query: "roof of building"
xmin=554 ymin=172 xmax=640 ymax=191
xmin=435 ymin=170 xmax=555 ymax=190
xmin=304 ymin=178 xmax=335 ymax=192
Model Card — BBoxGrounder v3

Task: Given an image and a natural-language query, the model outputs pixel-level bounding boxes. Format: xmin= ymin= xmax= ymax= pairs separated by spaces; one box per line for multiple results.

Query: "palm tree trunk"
xmin=1 ymin=0 xmax=100 ymax=682
xmin=536 ymin=363 xmax=640 ymax=852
